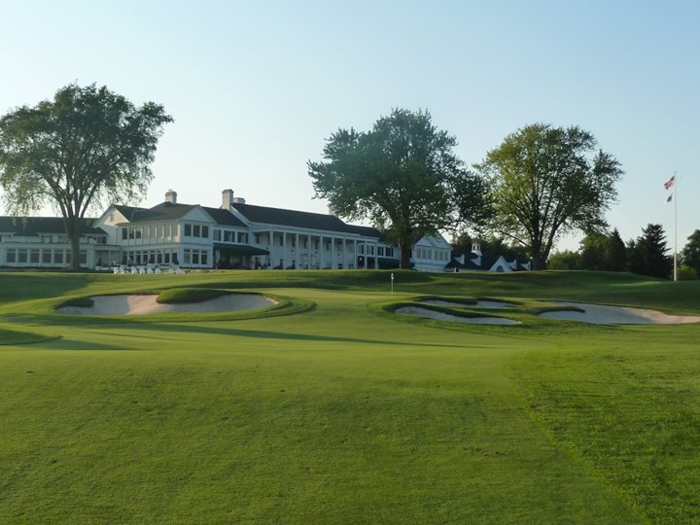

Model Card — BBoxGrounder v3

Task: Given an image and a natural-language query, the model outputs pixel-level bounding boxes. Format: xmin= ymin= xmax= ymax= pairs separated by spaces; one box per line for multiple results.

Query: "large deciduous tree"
xmin=477 ymin=123 xmax=623 ymax=270
xmin=0 ymin=83 xmax=172 ymax=270
xmin=308 ymin=109 xmax=485 ymax=268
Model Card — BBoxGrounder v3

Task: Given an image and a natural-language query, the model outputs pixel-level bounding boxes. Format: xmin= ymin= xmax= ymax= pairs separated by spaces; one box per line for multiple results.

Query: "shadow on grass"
xmin=99 ymin=323 xmax=492 ymax=349
xmin=33 ymin=338 xmax=134 ymax=352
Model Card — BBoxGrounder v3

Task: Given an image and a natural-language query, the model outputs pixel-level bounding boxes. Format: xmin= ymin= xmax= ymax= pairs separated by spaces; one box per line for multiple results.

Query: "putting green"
xmin=0 ymin=270 xmax=698 ymax=524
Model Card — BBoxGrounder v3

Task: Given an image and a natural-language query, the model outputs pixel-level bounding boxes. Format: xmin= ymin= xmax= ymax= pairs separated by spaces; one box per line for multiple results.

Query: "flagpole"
xmin=674 ymin=171 xmax=678 ymax=282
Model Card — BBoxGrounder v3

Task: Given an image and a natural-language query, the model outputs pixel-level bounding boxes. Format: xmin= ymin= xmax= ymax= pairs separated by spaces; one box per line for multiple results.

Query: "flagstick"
xmin=674 ymin=172 xmax=678 ymax=282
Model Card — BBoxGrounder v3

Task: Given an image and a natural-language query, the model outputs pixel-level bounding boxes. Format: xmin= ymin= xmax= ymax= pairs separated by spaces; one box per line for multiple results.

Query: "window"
xmin=239 ymin=233 xmax=247 ymax=244
xmin=128 ymin=228 xmax=135 ymax=240
xmin=135 ymin=229 xmax=142 ymax=240
xmin=202 ymin=226 xmax=209 ymax=238
xmin=184 ymin=223 xmax=192 ymax=236
xmin=80 ymin=251 xmax=87 ymax=264
xmin=164 ymin=252 xmax=170 ymax=264
xmin=193 ymin=225 xmax=200 ymax=237
xmin=42 ymin=250 xmax=52 ymax=264
xmin=18 ymin=249 xmax=27 ymax=263
xmin=183 ymin=250 xmax=191 ymax=264
xmin=214 ymin=229 xmax=221 ymax=241
xmin=165 ymin=223 xmax=171 ymax=238
xmin=224 ymin=231 xmax=233 ymax=242
xmin=54 ymin=250 xmax=63 ymax=264
xmin=201 ymin=251 xmax=208 ymax=266
xmin=30 ymin=249 xmax=40 ymax=264
xmin=193 ymin=251 xmax=200 ymax=264
xmin=6 ymin=249 xmax=16 ymax=263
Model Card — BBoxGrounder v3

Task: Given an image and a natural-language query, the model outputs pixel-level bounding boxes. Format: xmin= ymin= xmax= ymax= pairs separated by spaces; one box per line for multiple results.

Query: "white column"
xmin=295 ymin=233 xmax=299 ymax=269
xmin=354 ymin=240 xmax=358 ymax=269
xmin=307 ymin=234 xmax=312 ymax=269
xmin=320 ymin=235 xmax=324 ymax=269
xmin=331 ymin=236 xmax=336 ymax=269
xmin=269 ymin=230 xmax=274 ymax=268
xmin=283 ymin=231 xmax=287 ymax=269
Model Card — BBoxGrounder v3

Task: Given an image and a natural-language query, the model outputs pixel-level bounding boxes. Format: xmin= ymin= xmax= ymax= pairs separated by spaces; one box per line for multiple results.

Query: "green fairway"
xmin=0 ymin=270 xmax=698 ymax=523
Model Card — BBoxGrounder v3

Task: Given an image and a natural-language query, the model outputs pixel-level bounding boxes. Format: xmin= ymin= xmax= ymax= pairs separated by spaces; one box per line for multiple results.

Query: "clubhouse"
xmin=0 ymin=189 xmax=456 ymax=272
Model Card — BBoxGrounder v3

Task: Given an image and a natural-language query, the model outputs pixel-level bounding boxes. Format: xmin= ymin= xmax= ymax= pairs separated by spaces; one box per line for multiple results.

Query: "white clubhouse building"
xmin=0 ymin=189 xmax=454 ymax=272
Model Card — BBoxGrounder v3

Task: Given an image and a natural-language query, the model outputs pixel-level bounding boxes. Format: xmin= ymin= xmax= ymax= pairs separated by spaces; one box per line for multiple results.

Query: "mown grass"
xmin=0 ymin=269 xmax=698 ymax=523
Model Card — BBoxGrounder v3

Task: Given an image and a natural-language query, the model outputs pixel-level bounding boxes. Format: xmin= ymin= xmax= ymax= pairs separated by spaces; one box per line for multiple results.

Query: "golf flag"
xmin=667 ymin=194 xmax=673 ymax=203
xmin=664 ymin=175 xmax=675 ymax=190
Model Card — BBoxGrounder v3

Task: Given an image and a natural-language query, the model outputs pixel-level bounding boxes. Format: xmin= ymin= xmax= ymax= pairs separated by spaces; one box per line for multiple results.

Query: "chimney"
xmin=232 ymin=197 xmax=246 ymax=204
xmin=165 ymin=189 xmax=177 ymax=204
xmin=222 ymin=189 xmax=234 ymax=209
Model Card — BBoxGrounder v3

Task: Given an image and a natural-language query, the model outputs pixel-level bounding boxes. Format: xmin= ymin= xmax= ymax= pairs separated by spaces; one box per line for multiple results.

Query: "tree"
xmin=677 ymin=264 xmax=699 ymax=281
xmin=628 ymin=224 xmax=672 ymax=278
xmin=0 ymin=83 xmax=172 ymax=270
xmin=479 ymin=235 xmax=528 ymax=260
xmin=681 ymin=229 xmax=700 ymax=274
xmin=603 ymin=228 xmax=627 ymax=271
xmin=548 ymin=250 xmax=581 ymax=270
xmin=308 ymin=109 xmax=485 ymax=268
xmin=579 ymin=231 xmax=608 ymax=270
xmin=476 ymin=123 xmax=624 ymax=269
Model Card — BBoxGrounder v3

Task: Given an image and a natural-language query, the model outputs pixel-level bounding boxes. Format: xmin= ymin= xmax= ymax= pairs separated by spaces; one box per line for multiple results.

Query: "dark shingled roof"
xmin=232 ymin=202 xmax=383 ymax=237
xmin=202 ymin=207 xmax=246 ymax=228
xmin=128 ymin=202 xmax=198 ymax=223
xmin=0 ymin=217 xmax=104 ymax=236
xmin=114 ymin=202 xmax=247 ymax=228
xmin=113 ymin=205 xmax=145 ymax=221
xmin=341 ymin=223 xmax=384 ymax=240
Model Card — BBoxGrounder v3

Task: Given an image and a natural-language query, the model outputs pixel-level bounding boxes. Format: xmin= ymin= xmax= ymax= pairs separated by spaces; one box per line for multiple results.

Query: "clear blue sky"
xmin=1 ymin=0 xmax=697 ymax=252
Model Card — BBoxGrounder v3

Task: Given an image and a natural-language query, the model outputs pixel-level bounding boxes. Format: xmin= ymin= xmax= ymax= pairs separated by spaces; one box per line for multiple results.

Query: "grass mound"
xmin=156 ymin=288 xmax=227 ymax=304
xmin=0 ymin=327 xmax=56 ymax=345
xmin=58 ymin=296 xmax=95 ymax=308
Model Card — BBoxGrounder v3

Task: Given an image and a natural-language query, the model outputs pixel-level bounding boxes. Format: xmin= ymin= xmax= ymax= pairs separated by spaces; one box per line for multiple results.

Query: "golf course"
xmin=0 ymin=269 xmax=698 ymax=524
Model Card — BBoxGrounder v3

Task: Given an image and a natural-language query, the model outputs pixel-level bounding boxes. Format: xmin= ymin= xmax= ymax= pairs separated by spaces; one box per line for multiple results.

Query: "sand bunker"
xmin=397 ymin=306 xmax=519 ymax=325
xmin=539 ymin=302 xmax=700 ymax=325
xmin=421 ymin=299 xmax=511 ymax=309
xmin=58 ymin=294 xmax=276 ymax=316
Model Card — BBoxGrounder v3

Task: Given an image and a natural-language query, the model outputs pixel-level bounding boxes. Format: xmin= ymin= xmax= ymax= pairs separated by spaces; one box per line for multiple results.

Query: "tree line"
xmin=309 ymin=110 xmax=623 ymax=270
xmin=549 ymin=226 xmax=700 ymax=280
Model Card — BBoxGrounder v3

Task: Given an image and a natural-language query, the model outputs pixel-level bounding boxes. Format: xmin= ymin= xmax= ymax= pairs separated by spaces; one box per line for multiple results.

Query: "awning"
xmin=213 ymin=243 xmax=269 ymax=256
